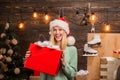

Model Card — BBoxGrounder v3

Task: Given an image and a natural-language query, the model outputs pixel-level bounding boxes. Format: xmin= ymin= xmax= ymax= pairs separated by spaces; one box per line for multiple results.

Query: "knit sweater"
xmin=40 ymin=46 xmax=78 ymax=80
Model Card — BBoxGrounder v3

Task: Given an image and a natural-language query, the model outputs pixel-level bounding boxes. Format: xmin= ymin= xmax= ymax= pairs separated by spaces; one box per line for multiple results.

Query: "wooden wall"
xmin=87 ymin=33 xmax=120 ymax=80
xmin=0 ymin=0 xmax=120 ymax=70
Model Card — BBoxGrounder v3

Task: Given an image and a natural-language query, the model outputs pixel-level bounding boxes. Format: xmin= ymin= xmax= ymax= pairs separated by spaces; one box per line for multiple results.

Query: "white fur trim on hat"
xmin=67 ymin=36 xmax=76 ymax=45
xmin=49 ymin=19 xmax=69 ymax=34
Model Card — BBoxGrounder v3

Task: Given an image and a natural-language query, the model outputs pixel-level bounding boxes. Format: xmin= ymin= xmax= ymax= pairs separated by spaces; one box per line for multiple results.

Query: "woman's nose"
xmin=56 ymin=30 xmax=60 ymax=34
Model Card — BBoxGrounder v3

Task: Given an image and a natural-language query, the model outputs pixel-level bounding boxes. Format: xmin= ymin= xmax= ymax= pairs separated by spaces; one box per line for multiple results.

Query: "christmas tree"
xmin=0 ymin=22 xmax=29 ymax=80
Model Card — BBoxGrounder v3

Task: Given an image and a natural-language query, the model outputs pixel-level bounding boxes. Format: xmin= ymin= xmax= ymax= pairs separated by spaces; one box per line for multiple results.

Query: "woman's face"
xmin=53 ymin=26 xmax=64 ymax=42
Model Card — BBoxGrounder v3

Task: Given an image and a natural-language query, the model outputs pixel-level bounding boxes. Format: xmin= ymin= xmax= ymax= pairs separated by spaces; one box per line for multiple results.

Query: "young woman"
xmin=26 ymin=18 xmax=78 ymax=80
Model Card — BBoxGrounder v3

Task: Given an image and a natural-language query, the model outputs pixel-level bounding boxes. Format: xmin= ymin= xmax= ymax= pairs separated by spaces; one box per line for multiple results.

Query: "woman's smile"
xmin=53 ymin=26 xmax=64 ymax=42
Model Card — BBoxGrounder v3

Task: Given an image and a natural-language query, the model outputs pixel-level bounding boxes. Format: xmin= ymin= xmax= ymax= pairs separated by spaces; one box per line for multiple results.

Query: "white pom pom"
xmin=14 ymin=68 xmax=20 ymax=74
xmin=67 ymin=36 xmax=76 ymax=46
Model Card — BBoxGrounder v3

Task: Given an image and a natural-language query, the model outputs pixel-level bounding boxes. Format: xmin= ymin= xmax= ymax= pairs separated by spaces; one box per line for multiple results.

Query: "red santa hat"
xmin=49 ymin=18 xmax=75 ymax=45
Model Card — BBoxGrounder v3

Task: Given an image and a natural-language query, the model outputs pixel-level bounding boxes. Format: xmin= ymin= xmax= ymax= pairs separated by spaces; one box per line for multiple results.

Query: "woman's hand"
xmin=61 ymin=54 xmax=66 ymax=67
xmin=25 ymin=51 xmax=31 ymax=59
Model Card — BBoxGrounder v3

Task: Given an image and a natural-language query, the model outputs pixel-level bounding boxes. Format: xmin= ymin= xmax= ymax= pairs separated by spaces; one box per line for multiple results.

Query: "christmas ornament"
xmin=1 ymin=48 xmax=6 ymax=54
xmin=0 ymin=61 xmax=5 ymax=73
xmin=5 ymin=39 xmax=11 ymax=45
xmin=6 ymin=57 xmax=12 ymax=62
xmin=11 ymin=38 xmax=18 ymax=45
xmin=5 ymin=22 xmax=9 ymax=30
xmin=7 ymin=49 xmax=13 ymax=55
xmin=0 ymin=33 xmax=6 ymax=38
xmin=14 ymin=67 xmax=20 ymax=74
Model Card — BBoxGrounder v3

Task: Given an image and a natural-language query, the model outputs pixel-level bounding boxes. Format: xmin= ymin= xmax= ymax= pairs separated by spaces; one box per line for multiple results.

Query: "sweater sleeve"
xmin=40 ymin=72 xmax=46 ymax=80
xmin=62 ymin=46 xmax=78 ymax=79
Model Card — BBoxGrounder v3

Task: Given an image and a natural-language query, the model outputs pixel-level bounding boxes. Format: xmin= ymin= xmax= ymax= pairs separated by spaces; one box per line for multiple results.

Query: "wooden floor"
xmin=30 ymin=76 xmax=40 ymax=80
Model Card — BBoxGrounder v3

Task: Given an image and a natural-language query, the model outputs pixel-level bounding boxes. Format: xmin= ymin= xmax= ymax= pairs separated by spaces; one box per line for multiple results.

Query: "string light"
xmin=18 ymin=9 xmax=25 ymax=29
xmin=33 ymin=9 xmax=38 ymax=18
xmin=45 ymin=14 xmax=49 ymax=20
xmin=18 ymin=22 xmax=24 ymax=29
xmin=104 ymin=23 xmax=110 ymax=32
xmin=44 ymin=11 xmax=49 ymax=21
xmin=33 ymin=12 xmax=38 ymax=18
xmin=89 ymin=13 xmax=96 ymax=25
xmin=9 ymin=6 xmax=111 ymax=30
xmin=104 ymin=9 xmax=110 ymax=32
xmin=80 ymin=3 xmax=97 ymax=26
xmin=43 ymin=10 xmax=50 ymax=24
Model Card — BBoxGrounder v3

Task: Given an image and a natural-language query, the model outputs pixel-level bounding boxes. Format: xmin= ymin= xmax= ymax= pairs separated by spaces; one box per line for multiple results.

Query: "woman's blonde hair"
xmin=49 ymin=28 xmax=68 ymax=50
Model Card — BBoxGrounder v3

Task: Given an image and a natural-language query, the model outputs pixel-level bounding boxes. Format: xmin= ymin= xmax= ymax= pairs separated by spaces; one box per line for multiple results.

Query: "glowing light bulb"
xmin=91 ymin=15 xmax=95 ymax=21
xmin=19 ymin=22 xmax=24 ymax=29
xmin=105 ymin=24 xmax=110 ymax=32
xmin=45 ymin=14 xmax=49 ymax=20
xmin=33 ymin=12 xmax=38 ymax=18
xmin=43 ymin=14 xmax=50 ymax=24
xmin=89 ymin=13 xmax=96 ymax=25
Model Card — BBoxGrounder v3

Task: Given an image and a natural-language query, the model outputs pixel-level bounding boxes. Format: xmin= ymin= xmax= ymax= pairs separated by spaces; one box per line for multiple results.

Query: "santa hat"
xmin=49 ymin=18 xmax=75 ymax=45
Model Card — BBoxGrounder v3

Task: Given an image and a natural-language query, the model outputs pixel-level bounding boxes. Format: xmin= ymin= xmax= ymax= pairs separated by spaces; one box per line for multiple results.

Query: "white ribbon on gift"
xmin=34 ymin=41 xmax=60 ymax=50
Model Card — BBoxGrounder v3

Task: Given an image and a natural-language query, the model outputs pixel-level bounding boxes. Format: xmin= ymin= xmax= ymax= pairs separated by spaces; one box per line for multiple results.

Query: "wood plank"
xmin=87 ymin=33 xmax=120 ymax=80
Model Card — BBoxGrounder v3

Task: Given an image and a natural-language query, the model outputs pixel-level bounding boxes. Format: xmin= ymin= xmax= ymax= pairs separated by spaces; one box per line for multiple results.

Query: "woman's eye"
xmin=59 ymin=29 xmax=62 ymax=31
xmin=53 ymin=29 xmax=56 ymax=31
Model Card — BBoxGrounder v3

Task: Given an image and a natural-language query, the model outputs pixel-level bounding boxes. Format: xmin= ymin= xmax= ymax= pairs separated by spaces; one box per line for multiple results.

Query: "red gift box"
xmin=24 ymin=43 xmax=62 ymax=76
xmin=34 ymin=71 xmax=40 ymax=76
